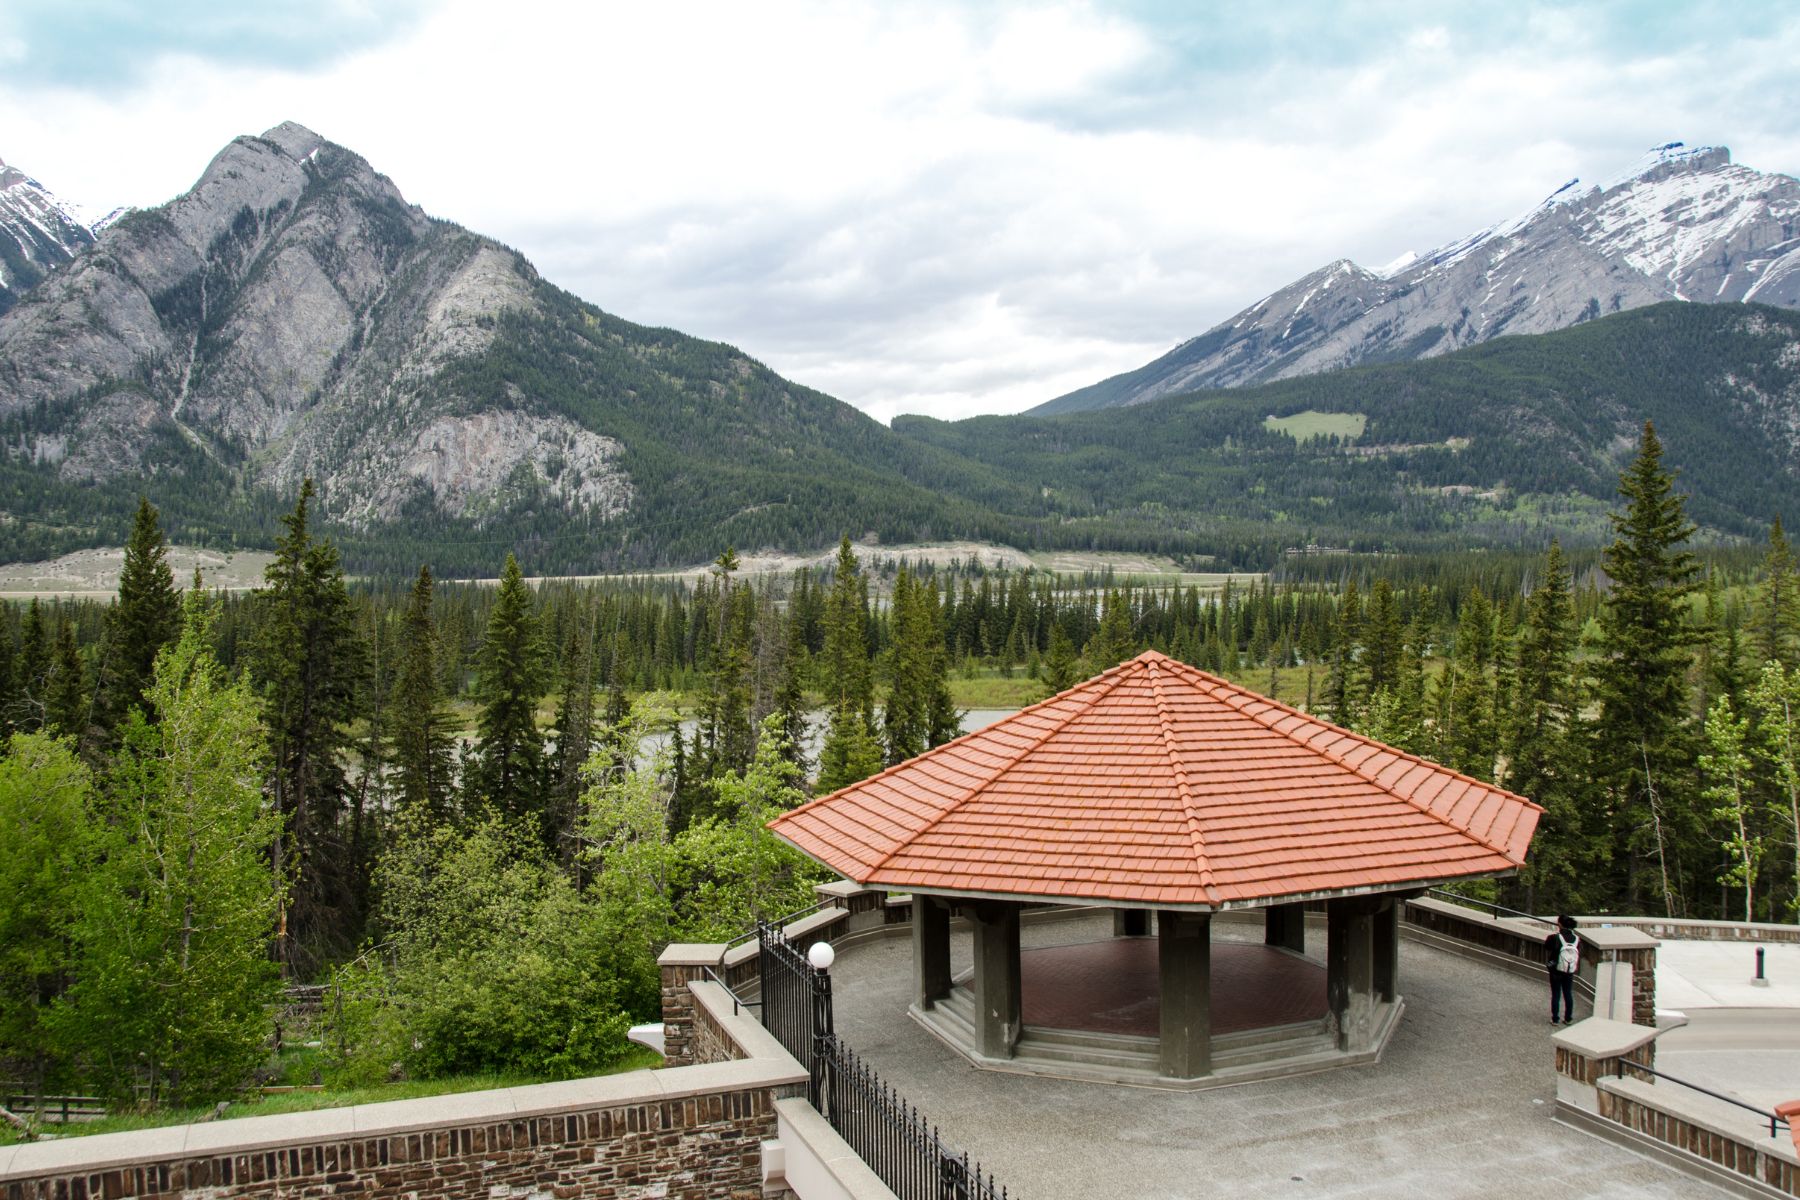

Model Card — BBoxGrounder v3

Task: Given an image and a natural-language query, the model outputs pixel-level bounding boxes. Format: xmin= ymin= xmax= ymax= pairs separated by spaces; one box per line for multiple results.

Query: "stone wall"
xmin=0 ymin=1065 xmax=802 ymax=1200
xmin=1596 ymin=1077 xmax=1799 ymax=1197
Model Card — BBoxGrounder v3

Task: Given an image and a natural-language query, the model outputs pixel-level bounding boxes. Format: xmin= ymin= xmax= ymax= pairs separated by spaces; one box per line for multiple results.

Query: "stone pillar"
xmin=1372 ymin=895 xmax=1400 ymax=1003
xmin=912 ymin=894 xmax=952 ymax=1010
xmin=1113 ymin=908 xmax=1151 ymax=937
xmin=1158 ymin=911 xmax=1213 ymax=1079
xmin=1326 ymin=897 xmax=1377 ymax=1053
xmin=972 ymin=901 xmax=1023 ymax=1059
xmin=658 ymin=943 xmax=725 ymax=1067
xmin=1264 ymin=902 xmax=1306 ymax=954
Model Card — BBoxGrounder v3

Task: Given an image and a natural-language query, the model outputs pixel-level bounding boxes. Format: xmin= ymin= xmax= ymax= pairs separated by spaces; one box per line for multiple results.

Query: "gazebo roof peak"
xmin=770 ymin=650 xmax=1542 ymax=910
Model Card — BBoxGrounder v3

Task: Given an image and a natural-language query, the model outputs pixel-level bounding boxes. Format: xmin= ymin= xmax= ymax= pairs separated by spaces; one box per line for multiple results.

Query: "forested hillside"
xmin=900 ymin=302 xmax=1800 ymax=554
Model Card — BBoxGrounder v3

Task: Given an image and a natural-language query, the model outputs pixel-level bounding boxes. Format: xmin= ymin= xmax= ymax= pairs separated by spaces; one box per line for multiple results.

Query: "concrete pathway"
xmin=1657 ymin=1009 xmax=1800 ymax=1113
xmin=829 ymin=913 xmax=1725 ymax=1200
xmin=1656 ymin=940 xmax=1800 ymax=1009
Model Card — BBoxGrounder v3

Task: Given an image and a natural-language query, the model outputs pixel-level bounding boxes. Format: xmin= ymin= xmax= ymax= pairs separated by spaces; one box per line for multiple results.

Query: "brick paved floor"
xmin=1014 ymin=938 xmax=1325 ymax=1036
xmin=829 ymin=910 xmax=1728 ymax=1200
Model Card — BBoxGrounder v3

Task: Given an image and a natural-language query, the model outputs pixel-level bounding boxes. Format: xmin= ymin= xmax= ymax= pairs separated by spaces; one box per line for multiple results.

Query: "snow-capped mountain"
xmin=1036 ymin=143 xmax=1800 ymax=413
xmin=0 ymin=156 xmax=99 ymax=316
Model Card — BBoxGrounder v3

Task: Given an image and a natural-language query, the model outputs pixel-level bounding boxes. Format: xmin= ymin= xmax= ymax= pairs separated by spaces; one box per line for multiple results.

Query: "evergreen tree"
xmin=15 ymin=598 xmax=47 ymax=732
xmin=1591 ymin=421 xmax=1703 ymax=915
xmin=0 ymin=623 xmax=16 ymax=739
xmin=390 ymin=566 xmax=459 ymax=829
xmin=1446 ymin=588 xmax=1497 ymax=780
xmin=94 ymin=498 xmax=181 ymax=738
xmin=1085 ymin=589 xmax=1135 ymax=671
xmin=882 ymin=569 xmax=929 ymax=764
xmin=472 ymin=553 xmax=549 ymax=834
xmin=1505 ymin=542 xmax=1597 ymax=909
xmin=45 ymin=619 xmax=87 ymax=742
xmin=1758 ymin=516 xmax=1800 ymax=670
xmin=1323 ymin=579 xmax=1363 ymax=727
xmin=548 ymin=613 xmax=598 ymax=867
xmin=816 ymin=538 xmax=881 ymax=792
xmin=1042 ymin=624 xmax=1079 ymax=697
xmin=252 ymin=479 xmax=365 ymax=974
xmin=1363 ymin=579 xmax=1403 ymax=694
xmin=920 ymin=579 xmax=960 ymax=747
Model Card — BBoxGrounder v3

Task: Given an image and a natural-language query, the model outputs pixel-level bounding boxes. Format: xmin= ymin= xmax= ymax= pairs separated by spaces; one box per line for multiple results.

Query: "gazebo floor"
xmin=1011 ymin=937 xmax=1326 ymax=1037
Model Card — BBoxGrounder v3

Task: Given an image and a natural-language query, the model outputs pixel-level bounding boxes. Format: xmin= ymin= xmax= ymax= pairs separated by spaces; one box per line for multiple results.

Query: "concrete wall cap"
xmin=776 ymin=1097 xmax=902 ymax=1200
xmin=658 ymin=942 xmax=727 ymax=967
xmin=814 ymin=880 xmax=869 ymax=899
xmin=1576 ymin=925 xmax=1661 ymax=950
xmin=1600 ymin=1073 xmax=1800 ymax=1165
xmin=721 ymin=939 xmax=760 ymax=969
xmin=0 ymin=1053 xmax=805 ymax=1184
xmin=1407 ymin=896 xmax=1550 ymax=937
xmin=1551 ymin=1017 xmax=1661 ymax=1058
xmin=784 ymin=908 xmax=848 ymax=940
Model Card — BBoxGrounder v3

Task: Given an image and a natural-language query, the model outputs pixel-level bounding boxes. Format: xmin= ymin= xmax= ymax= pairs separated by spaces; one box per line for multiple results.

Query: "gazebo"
xmin=770 ymin=651 xmax=1541 ymax=1087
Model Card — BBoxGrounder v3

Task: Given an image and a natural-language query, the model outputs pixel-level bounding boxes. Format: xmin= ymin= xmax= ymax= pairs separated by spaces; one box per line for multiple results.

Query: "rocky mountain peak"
xmin=0 ymin=152 xmax=97 ymax=316
xmin=1038 ymin=141 xmax=1800 ymax=413
xmin=260 ymin=121 xmax=326 ymax=160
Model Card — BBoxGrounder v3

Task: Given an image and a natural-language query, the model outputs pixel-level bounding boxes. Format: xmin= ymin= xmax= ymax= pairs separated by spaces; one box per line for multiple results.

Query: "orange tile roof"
xmin=769 ymin=651 xmax=1542 ymax=908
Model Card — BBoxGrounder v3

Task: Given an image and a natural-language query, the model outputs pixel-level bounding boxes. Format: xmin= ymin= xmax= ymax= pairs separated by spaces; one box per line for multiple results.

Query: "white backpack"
xmin=1555 ymin=932 xmax=1580 ymax=973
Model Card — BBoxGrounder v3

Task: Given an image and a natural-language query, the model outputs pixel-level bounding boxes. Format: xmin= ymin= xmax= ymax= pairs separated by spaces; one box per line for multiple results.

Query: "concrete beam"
xmin=1158 ymin=911 xmax=1213 ymax=1079
xmin=972 ymin=901 xmax=1022 ymax=1059
xmin=912 ymin=894 xmax=952 ymax=1010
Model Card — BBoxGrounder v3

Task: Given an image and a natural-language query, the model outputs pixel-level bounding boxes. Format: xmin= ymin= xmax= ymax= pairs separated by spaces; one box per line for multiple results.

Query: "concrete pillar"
xmin=1372 ymin=895 xmax=1399 ymax=1003
xmin=971 ymin=901 xmax=1022 ymax=1059
xmin=1326 ymin=897 xmax=1376 ymax=1052
xmin=912 ymin=894 xmax=952 ymax=1011
xmin=1264 ymin=902 xmax=1306 ymax=954
xmin=1158 ymin=911 xmax=1213 ymax=1079
xmin=1112 ymin=908 xmax=1151 ymax=937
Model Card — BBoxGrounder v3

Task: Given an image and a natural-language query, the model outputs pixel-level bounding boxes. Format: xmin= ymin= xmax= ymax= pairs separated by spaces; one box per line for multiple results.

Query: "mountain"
xmin=0 ymin=123 xmax=1044 ymax=573
xmin=1036 ymin=143 xmax=1800 ymax=414
xmin=900 ymin=301 xmax=1800 ymax=553
xmin=0 ymin=155 xmax=98 ymax=317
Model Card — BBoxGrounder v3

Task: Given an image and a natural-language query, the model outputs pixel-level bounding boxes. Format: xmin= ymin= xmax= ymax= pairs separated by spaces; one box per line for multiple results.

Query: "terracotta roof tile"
xmin=770 ymin=652 xmax=1542 ymax=907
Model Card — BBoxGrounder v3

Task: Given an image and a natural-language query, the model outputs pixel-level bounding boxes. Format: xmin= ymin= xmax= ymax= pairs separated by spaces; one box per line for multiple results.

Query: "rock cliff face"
xmin=0 ymin=122 xmax=633 ymax=527
xmin=0 ymin=155 xmax=96 ymax=317
xmin=1039 ymin=143 xmax=1800 ymax=413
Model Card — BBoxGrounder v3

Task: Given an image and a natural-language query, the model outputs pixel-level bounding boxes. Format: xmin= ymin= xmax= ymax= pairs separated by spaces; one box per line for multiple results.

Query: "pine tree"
xmin=1446 ymin=588 xmax=1496 ymax=779
xmin=472 ymin=553 xmax=548 ymax=834
xmin=1363 ymin=579 xmax=1403 ymax=694
xmin=1591 ymin=421 xmax=1703 ymax=915
xmin=390 ymin=566 xmax=459 ymax=829
xmin=1086 ymin=589 xmax=1135 ymax=671
xmin=1323 ymin=579 xmax=1363 ymax=727
xmin=548 ymin=613 xmax=598 ymax=866
xmin=0 ymin=623 xmax=16 ymax=739
xmin=1505 ymin=542 xmax=1597 ymax=909
xmin=94 ymin=498 xmax=180 ymax=738
xmin=252 ymin=479 xmax=366 ymax=974
xmin=15 ymin=599 xmax=48 ymax=733
xmin=817 ymin=538 xmax=881 ymax=792
xmin=1758 ymin=516 xmax=1800 ymax=670
xmin=882 ymin=569 xmax=928 ymax=764
xmin=44 ymin=619 xmax=87 ymax=742
xmin=920 ymin=579 xmax=960 ymax=748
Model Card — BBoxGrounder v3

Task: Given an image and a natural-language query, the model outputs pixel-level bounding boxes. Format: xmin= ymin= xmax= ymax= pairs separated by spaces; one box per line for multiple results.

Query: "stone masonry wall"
xmin=659 ymin=960 xmax=711 ymax=1069
xmin=3 ymin=1089 xmax=779 ymax=1200
xmin=1597 ymin=1086 xmax=1799 ymax=1197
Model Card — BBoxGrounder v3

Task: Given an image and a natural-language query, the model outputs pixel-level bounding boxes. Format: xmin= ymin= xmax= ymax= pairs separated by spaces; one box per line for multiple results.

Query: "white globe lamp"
xmin=807 ymin=941 xmax=836 ymax=971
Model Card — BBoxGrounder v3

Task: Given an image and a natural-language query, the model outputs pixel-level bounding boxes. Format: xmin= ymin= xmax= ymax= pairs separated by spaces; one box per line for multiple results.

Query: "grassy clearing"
xmin=948 ymin=671 xmax=1046 ymax=709
xmin=0 ymin=1043 xmax=662 ymax=1145
xmin=1263 ymin=410 xmax=1367 ymax=442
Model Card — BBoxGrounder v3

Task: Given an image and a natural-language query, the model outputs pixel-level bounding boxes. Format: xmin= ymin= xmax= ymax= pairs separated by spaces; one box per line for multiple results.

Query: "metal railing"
xmin=1617 ymin=1059 xmax=1793 ymax=1140
xmin=755 ymin=921 xmax=1016 ymax=1199
xmin=1424 ymin=889 xmax=1555 ymax=925
xmin=724 ymin=900 xmax=831 ymax=950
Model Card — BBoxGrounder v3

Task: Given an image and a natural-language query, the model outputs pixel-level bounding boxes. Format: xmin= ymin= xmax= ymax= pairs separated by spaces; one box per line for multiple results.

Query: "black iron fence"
xmin=755 ymin=921 xmax=1012 ymax=1200
xmin=1617 ymin=1059 xmax=1793 ymax=1140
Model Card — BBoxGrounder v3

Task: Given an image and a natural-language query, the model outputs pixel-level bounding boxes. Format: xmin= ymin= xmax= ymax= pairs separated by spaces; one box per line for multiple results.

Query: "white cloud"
xmin=1 ymin=0 xmax=1796 ymax=420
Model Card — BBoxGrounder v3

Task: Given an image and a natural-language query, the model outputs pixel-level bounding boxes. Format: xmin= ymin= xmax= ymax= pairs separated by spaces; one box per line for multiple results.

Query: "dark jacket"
xmin=1544 ymin=929 xmax=1579 ymax=975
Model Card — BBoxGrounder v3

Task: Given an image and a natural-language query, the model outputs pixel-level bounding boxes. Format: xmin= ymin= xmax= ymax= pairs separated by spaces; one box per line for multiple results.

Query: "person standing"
xmin=1544 ymin=914 xmax=1580 ymax=1025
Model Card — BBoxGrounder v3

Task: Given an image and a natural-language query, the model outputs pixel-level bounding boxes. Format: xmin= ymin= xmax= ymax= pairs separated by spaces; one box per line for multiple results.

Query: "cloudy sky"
xmin=4 ymin=1 xmax=1798 ymax=422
